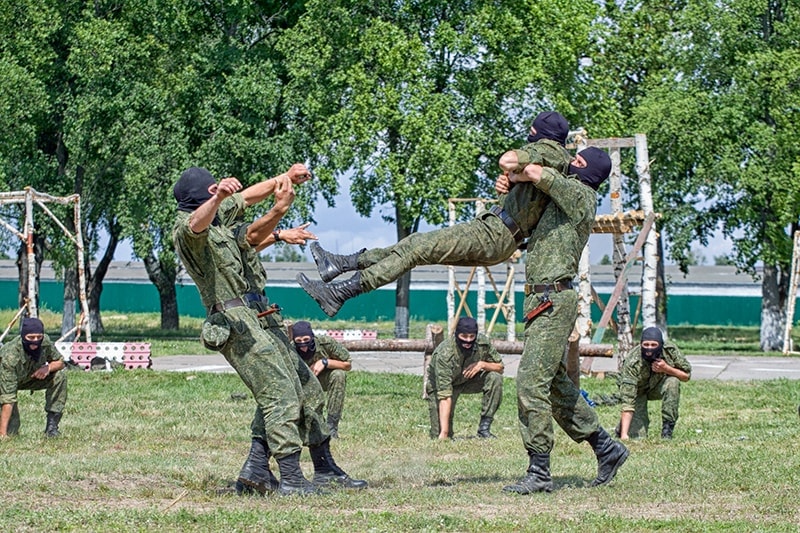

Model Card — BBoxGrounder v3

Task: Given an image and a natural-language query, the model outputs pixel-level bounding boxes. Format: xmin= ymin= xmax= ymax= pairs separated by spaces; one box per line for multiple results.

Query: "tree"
xmin=281 ymin=0 xmax=597 ymax=336
xmin=592 ymin=0 xmax=800 ymax=350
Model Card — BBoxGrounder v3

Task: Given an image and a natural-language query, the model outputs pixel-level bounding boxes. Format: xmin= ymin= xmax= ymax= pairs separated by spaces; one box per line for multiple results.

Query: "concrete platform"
xmin=151 ymin=352 xmax=800 ymax=381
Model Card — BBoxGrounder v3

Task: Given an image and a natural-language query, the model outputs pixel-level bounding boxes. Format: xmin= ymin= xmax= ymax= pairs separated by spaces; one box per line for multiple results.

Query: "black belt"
xmin=524 ymin=280 xmax=573 ymax=296
xmin=208 ymin=297 xmax=246 ymax=315
xmin=489 ymin=205 xmax=524 ymax=245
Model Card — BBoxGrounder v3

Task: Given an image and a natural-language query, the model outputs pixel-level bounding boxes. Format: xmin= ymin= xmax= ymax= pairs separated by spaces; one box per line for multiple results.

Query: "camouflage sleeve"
xmin=617 ymin=348 xmax=641 ymax=412
xmin=0 ymin=346 xmax=19 ymax=404
xmin=431 ymin=342 xmax=456 ymax=399
xmin=43 ymin=337 xmax=63 ymax=363
xmin=318 ymin=335 xmax=351 ymax=363
xmin=535 ymin=168 xmax=596 ymax=225
xmin=665 ymin=342 xmax=691 ymax=376
xmin=218 ymin=193 xmax=246 ymax=227
xmin=478 ymin=336 xmax=503 ymax=367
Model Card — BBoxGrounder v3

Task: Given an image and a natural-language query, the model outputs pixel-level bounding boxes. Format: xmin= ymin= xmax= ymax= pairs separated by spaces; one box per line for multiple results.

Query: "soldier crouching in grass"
xmin=617 ymin=327 xmax=692 ymax=440
xmin=425 ymin=317 xmax=504 ymax=440
xmin=0 ymin=317 xmax=67 ymax=438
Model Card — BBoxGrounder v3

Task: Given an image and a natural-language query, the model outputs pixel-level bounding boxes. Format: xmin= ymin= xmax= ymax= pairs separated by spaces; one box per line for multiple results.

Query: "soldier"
xmin=617 ymin=327 xmax=692 ymax=440
xmin=297 ymin=111 xmax=574 ymax=317
xmin=0 ymin=317 xmax=67 ymax=438
xmin=501 ymin=147 xmax=629 ymax=494
xmin=221 ymin=177 xmax=366 ymax=494
xmin=291 ymin=321 xmax=352 ymax=438
xmin=173 ymin=166 xmax=363 ymax=496
xmin=425 ymin=317 xmax=504 ymax=440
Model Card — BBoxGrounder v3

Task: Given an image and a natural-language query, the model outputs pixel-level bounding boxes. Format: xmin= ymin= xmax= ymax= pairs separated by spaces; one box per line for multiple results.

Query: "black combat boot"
xmin=296 ymin=272 xmax=363 ymax=317
xmin=236 ymin=438 xmax=279 ymax=496
xmin=661 ymin=420 xmax=675 ymax=440
xmin=310 ymin=438 xmax=368 ymax=490
xmin=7 ymin=404 xmax=20 ymax=436
xmin=45 ymin=412 xmax=62 ymax=438
xmin=476 ymin=416 xmax=496 ymax=438
xmin=310 ymin=242 xmax=366 ymax=283
xmin=502 ymin=453 xmax=553 ymax=494
xmin=587 ymin=427 xmax=629 ymax=487
xmin=327 ymin=415 xmax=340 ymax=439
xmin=276 ymin=451 xmax=319 ymax=496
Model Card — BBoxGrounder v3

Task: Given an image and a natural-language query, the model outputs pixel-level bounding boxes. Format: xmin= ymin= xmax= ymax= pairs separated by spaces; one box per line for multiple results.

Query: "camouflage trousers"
xmin=317 ymin=368 xmax=347 ymax=422
xmin=625 ymin=375 xmax=682 ymax=439
xmin=426 ymin=371 xmax=503 ymax=439
xmin=247 ymin=303 xmax=329 ymax=448
xmin=219 ymin=306 xmax=305 ymax=458
xmin=5 ymin=369 xmax=67 ymax=435
xmin=517 ymin=289 xmax=599 ymax=454
xmin=358 ymin=214 xmax=518 ymax=292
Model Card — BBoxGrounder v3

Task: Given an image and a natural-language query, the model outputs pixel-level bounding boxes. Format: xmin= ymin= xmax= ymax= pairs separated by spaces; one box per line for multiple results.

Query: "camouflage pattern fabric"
xmin=425 ymin=335 xmax=504 ymax=439
xmin=173 ymin=207 xmax=304 ymax=458
xmin=223 ymin=200 xmax=330 ymax=447
xmin=618 ymin=341 xmax=692 ymax=438
xmin=292 ymin=335 xmax=351 ymax=423
xmin=516 ymin=168 xmax=601 ymax=455
xmin=0 ymin=335 xmax=67 ymax=414
xmin=355 ymin=141 xmax=571 ymax=293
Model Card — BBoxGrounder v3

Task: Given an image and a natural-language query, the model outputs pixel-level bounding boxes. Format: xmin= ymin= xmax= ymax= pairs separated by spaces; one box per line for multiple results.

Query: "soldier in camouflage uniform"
xmin=291 ymin=321 xmax=352 ymax=438
xmin=617 ymin=327 xmax=691 ymax=440
xmin=500 ymin=147 xmax=629 ymax=495
xmin=218 ymin=177 xmax=366 ymax=494
xmin=425 ymin=317 xmax=504 ymax=439
xmin=173 ymin=165 xmax=362 ymax=496
xmin=0 ymin=317 xmax=67 ymax=438
xmin=297 ymin=112 xmax=574 ymax=317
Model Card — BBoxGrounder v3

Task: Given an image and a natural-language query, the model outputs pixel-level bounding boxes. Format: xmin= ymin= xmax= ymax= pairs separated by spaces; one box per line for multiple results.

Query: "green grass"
xmin=4 ymin=310 xmax=795 ymax=357
xmin=2 ymin=370 xmax=799 ymax=531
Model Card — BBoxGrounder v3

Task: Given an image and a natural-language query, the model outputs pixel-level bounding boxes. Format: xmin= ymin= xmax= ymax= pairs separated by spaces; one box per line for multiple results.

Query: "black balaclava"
xmin=21 ymin=317 xmax=45 ymax=360
xmin=173 ymin=167 xmax=216 ymax=213
xmin=454 ymin=317 xmax=479 ymax=351
xmin=292 ymin=321 xmax=317 ymax=361
xmin=569 ymin=147 xmax=612 ymax=191
xmin=527 ymin=111 xmax=569 ymax=146
xmin=640 ymin=327 xmax=664 ymax=362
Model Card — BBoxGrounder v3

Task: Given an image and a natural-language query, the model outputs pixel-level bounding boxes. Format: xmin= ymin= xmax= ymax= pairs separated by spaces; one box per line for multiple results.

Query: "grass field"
xmin=2 ymin=368 xmax=799 ymax=532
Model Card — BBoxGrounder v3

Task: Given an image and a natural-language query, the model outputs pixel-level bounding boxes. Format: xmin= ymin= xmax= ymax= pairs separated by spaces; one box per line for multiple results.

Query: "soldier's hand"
xmin=211 ymin=177 xmax=242 ymax=199
xmin=651 ymin=359 xmax=667 ymax=374
xmin=311 ymin=360 xmax=325 ymax=376
xmin=287 ymin=163 xmax=312 ymax=184
xmin=273 ymin=176 xmax=296 ymax=209
xmin=495 ymin=174 xmax=511 ymax=194
xmin=462 ymin=361 xmax=482 ymax=379
xmin=31 ymin=364 xmax=50 ymax=380
xmin=278 ymin=223 xmax=317 ymax=245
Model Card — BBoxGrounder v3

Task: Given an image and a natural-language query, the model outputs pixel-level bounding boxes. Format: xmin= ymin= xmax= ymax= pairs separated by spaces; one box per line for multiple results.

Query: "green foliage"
xmin=1 ymin=370 xmax=798 ymax=530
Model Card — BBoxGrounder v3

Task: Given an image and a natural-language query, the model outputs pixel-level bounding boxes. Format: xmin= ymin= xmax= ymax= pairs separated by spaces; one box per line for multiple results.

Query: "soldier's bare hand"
xmin=31 ymin=364 xmax=50 ymax=380
xmin=462 ymin=362 xmax=482 ymax=379
xmin=273 ymin=176 xmax=296 ymax=208
xmin=311 ymin=360 xmax=325 ymax=376
xmin=211 ymin=177 xmax=242 ymax=199
xmin=287 ymin=163 xmax=312 ymax=185
xmin=651 ymin=359 xmax=667 ymax=374
xmin=495 ymin=174 xmax=511 ymax=194
xmin=278 ymin=223 xmax=317 ymax=245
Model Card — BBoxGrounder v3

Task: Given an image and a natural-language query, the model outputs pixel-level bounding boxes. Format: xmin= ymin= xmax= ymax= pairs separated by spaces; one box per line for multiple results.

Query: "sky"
xmin=106 ymin=173 xmax=734 ymax=264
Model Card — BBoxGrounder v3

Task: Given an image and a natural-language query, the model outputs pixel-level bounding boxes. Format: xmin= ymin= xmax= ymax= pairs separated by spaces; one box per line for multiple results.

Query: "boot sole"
xmin=591 ymin=447 xmax=629 ymax=487
xmin=296 ymin=273 xmax=339 ymax=317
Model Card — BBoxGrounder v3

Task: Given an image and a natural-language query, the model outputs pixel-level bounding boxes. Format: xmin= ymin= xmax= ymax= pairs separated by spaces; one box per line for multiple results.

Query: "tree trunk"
xmin=760 ymin=263 xmax=788 ymax=351
xmin=393 ymin=215 xmax=412 ymax=339
xmin=655 ymin=232 xmax=668 ymax=337
xmin=143 ymin=253 xmax=179 ymax=330
xmin=86 ymin=222 xmax=121 ymax=334
xmin=16 ymin=235 xmax=47 ymax=313
xmin=61 ymin=267 xmax=78 ymax=340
